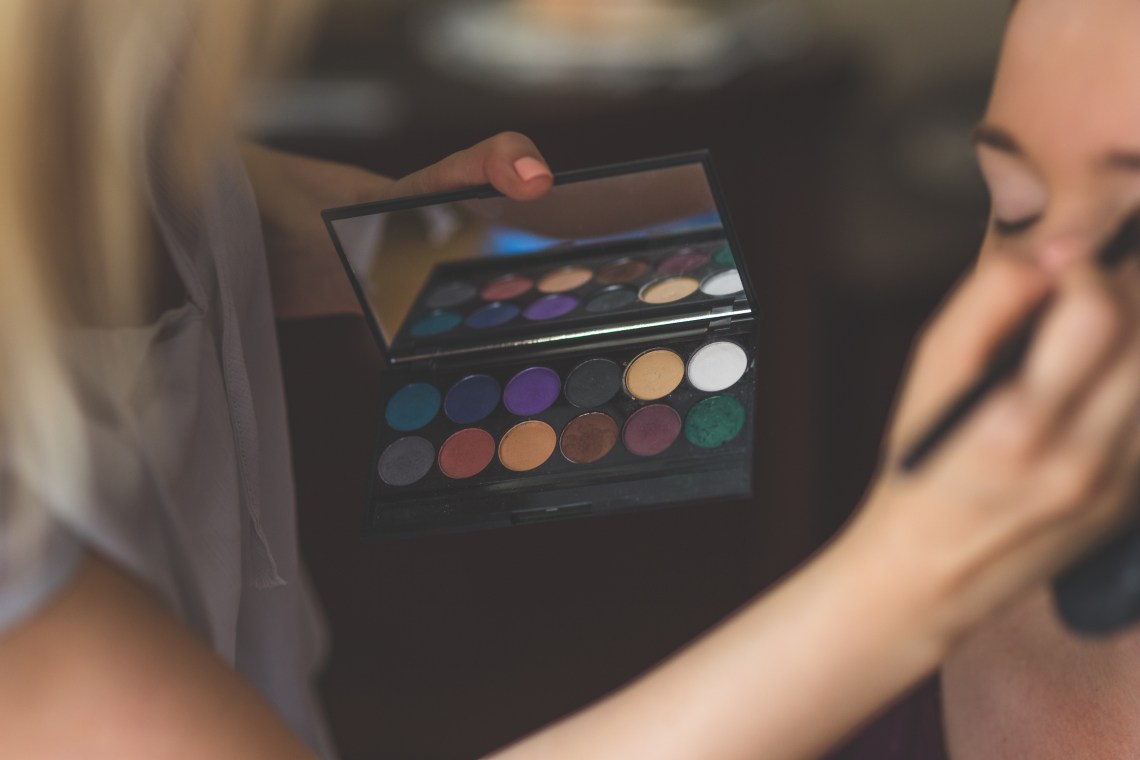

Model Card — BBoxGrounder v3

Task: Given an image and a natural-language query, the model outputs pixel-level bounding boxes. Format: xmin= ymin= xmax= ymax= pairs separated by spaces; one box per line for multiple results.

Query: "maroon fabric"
xmin=826 ymin=676 xmax=949 ymax=760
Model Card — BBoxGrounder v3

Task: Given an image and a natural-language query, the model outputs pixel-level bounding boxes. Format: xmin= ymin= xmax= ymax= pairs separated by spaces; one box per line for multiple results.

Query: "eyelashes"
xmin=991 ymin=215 xmax=1040 ymax=237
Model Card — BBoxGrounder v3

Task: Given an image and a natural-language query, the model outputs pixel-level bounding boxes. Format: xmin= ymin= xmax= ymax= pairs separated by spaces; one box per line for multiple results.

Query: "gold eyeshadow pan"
xmin=537 ymin=266 xmax=593 ymax=293
xmin=639 ymin=276 xmax=700 ymax=305
xmin=324 ymin=152 xmax=759 ymax=539
xmin=623 ymin=349 xmax=685 ymax=401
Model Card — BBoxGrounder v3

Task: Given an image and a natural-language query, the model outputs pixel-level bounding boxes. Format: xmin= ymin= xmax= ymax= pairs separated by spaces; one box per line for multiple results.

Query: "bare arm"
xmin=491 ymin=258 xmax=1140 ymax=760
xmin=0 ymin=553 xmax=318 ymax=760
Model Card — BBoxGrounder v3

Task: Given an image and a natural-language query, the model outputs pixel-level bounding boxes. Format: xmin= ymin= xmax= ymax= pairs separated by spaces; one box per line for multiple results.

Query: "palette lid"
xmin=323 ymin=152 xmax=755 ymax=362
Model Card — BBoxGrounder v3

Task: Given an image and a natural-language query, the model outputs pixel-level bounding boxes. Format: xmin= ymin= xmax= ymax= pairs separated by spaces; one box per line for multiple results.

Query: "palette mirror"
xmin=324 ymin=153 xmax=759 ymax=539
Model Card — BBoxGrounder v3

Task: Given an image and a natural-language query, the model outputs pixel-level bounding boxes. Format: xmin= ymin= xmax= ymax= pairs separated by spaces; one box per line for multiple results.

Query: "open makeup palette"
xmin=324 ymin=153 xmax=758 ymax=539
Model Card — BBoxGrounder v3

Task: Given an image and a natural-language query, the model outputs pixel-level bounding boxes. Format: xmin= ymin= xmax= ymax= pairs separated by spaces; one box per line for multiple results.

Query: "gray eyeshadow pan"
xmin=564 ymin=358 xmax=622 ymax=408
xmin=585 ymin=285 xmax=637 ymax=313
xmin=378 ymin=436 xmax=435 ymax=486
xmin=424 ymin=281 xmax=477 ymax=309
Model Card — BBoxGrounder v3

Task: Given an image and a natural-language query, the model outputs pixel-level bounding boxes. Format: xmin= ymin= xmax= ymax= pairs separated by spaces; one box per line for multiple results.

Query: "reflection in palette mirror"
xmin=329 ymin=160 xmax=733 ymax=351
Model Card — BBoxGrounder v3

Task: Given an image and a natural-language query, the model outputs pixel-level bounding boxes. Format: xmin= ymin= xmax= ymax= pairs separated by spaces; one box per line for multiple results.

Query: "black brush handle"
xmin=900 ymin=299 xmax=1050 ymax=472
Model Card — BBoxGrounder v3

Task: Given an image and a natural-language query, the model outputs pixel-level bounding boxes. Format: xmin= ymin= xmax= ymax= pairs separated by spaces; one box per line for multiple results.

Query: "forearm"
xmin=490 ymin=521 xmax=951 ymax=760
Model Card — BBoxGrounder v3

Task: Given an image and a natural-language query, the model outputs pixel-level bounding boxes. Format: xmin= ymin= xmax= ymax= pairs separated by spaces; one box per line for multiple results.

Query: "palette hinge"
xmin=707 ymin=304 xmax=735 ymax=331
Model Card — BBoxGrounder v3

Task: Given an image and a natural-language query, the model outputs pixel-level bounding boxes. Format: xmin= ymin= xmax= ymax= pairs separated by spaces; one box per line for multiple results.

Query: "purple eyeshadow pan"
xmin=622 ymin=404 xmax=682 ymax=456
xmin=503 ymin=366 xmax=561 ymax=416
xmin=523 ymin=294 xmax=579 ymax=321
xmin=657 ymin=248 xmax=710 ymax=275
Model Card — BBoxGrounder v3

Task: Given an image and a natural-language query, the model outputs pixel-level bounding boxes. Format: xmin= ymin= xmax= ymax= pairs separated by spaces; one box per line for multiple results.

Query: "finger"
xmin=1038 ymin=264 xmax=1140 ymax=507
xmin=390 ymin=132 xmax=553 ymax=201
xmin=1015 ymin=264 xmax=1130 ymax=446
xmin=888 ymin=257 xmax=1050 ymax=452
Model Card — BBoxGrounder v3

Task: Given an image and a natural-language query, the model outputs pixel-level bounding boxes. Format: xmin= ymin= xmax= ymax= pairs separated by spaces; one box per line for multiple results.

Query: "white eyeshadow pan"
xmin=686 ymin=340 xmax=748 ymax=392
xmin=700 ymin=269 xmax=744 ymax=296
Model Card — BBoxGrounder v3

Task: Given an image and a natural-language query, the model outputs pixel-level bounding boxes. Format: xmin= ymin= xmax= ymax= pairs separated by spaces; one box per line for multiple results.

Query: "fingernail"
xmin=514 ymin=156 xmax=551 ymax=182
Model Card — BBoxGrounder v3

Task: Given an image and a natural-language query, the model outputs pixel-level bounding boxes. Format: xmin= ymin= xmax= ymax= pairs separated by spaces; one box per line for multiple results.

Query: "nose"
xmin=1035 ymin=233 xmax=1094 ymax=274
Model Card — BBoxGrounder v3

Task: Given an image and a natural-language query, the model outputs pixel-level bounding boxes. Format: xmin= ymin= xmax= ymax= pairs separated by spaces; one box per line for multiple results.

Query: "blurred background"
xmin=266 ymin=2 xmax=1009 ymax=758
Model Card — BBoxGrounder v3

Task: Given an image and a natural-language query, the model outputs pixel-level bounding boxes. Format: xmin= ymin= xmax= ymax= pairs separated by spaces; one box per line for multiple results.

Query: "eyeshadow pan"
xmin=639 ymin=276 xmax=700 ymax=305
xmin=411 ymin=309 xmax=463 ymax=337
xmin=713 ymin=245 xmax=735 ymax=267
xmin=684 ymin=395 xmax=745 ymax=448
xmin=700 ymin=269 xmax=744 ymax=297
xmin=378 ymin=436 xmax=435 ymax=486
xmin=657 ymin=248 xmax=710 ymax=275
xmin=482 ymin=274 xmax=534 ymax=301
xmin=499 ymin=420 xmax=557 ymax=471
xmin=565 ymin=358 xmax=622 ymax=408
xmin=560 ymin=412 xmax=619 ymax=464
xmin=624 ymin=348 xmax=685 ymax=401
xmin=503 ymin=366 xmax=561 ymax=416
xmin=466 ymin=301 xmax=520 ymax=329
xmin=438 ymin=428 xmax=495 ymax=479
xmin=537 ymin=266 xmax=593 ymax=293
xmin=424 ymin=281 xmax=477 ymax=309
xmin=585 ymin=286 xmax=637 ymax=313
xmin=622 ymin=404 xmax=682 ymax=456
xmin=595 ymin=258 xmax=650 ymax=285
xmin=386 ymin=383 xmax=441 ymax=431
xmin=523 ymin=294 xmax=579 ymax=321
xmin=686 ymin=341 xmax=748 ymax=392
xmin=444 ymin=374 xmax=500 ymax=424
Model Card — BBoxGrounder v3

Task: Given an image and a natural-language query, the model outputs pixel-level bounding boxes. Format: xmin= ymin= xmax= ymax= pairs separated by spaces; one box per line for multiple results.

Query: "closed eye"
xmin=992 ymin=215 xmax=1040 ymax=236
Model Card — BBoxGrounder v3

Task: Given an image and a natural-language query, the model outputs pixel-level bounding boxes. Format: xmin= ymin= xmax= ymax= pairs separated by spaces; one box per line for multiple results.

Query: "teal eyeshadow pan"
xmin=411 ymin=309 xmax=462 ymax=337
xmin=385 ymin=382 xmax=441 ymax=431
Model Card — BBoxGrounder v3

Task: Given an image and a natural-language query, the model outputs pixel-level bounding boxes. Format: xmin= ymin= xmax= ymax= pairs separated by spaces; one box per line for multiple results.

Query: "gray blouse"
xmin=0 ymin=146 xmax=337 ymax=758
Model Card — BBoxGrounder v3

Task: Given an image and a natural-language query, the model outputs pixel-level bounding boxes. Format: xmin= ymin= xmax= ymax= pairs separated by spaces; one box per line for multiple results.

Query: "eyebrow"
xmin=972 ymin=122 xmax=1140 ymax=173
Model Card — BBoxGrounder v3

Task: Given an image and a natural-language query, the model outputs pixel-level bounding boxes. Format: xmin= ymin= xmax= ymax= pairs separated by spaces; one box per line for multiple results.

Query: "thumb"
xmin=388 ymin=132 xmax=553 ymax=202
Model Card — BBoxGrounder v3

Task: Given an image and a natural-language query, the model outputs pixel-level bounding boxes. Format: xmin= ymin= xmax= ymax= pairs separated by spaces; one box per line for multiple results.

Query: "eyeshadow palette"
xmin=324 ymin=152 xmax=759 ymax=539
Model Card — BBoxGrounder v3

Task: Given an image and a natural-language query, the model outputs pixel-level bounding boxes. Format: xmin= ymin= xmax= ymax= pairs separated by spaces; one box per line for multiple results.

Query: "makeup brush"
xmin=898 ymin=213 xmax=1140 ymax=634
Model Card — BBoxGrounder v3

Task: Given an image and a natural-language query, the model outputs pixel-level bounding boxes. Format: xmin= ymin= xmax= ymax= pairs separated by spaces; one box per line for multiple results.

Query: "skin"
xmin=5 ymin=16 xmax=1140 ymax=755
xmin=942 ymin=1 xmax=1140 ymax=757
xmin=240 ymin=132 xmax=554 ymax=319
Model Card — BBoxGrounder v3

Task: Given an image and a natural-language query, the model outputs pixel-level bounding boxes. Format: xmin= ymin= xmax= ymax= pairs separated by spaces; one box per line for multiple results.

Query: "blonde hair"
xmin=0 ymin=1 xmax=311 ymax=517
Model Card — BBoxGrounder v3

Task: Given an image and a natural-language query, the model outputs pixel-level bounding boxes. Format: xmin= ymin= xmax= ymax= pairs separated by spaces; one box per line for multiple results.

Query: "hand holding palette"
xmin=324 ymin=153 xmax=758 ymax=538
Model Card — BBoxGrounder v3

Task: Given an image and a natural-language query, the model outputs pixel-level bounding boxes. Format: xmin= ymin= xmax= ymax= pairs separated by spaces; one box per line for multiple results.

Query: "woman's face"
xmin=976 ymin=0 xmax=1140 ymax=271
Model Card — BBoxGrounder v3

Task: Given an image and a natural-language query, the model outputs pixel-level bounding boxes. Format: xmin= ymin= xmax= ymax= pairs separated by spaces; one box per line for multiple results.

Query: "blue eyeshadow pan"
xmin=444 ymin=374 xmax=501 ymax=424
xmin=466 ymin=302 xmax=520 ymax=329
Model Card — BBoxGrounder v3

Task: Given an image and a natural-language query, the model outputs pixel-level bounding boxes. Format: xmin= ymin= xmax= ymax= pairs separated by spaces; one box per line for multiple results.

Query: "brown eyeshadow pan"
xmin=560 ymin=412 xmax=619 ymax=464
xmin=595 ymin=258 xmax=650 ymax=285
